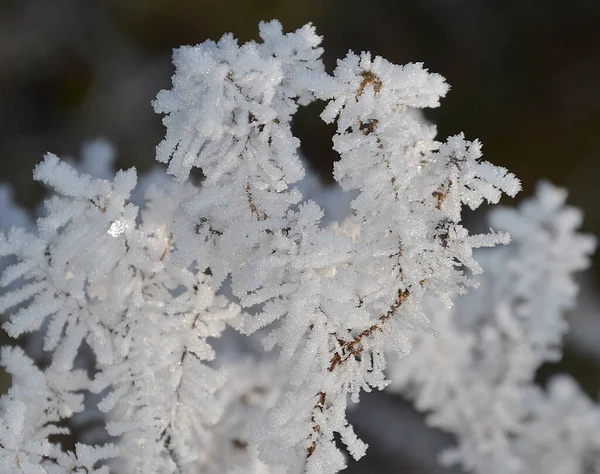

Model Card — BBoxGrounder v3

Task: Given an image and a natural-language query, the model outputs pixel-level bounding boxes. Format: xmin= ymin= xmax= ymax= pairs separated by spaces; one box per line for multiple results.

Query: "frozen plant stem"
xmin=0 ymin=20 xmax=522 ymax=474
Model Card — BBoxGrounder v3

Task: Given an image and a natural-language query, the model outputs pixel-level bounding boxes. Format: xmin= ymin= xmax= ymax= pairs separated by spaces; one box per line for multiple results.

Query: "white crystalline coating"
xmin=243 ymin=44 xmax=520 ymax=473
xmin=0 ymin=346 xmax=112 ymax=474
xmin=106 ymin=219 xmax=127 ymax=237
xmin=513 ymin=375 xmax=600 ymax=474
xmin=153 ymin=19 xmax=322 ymax=184
xmin=0 ymin=18 xmax=593 ymax=474
xmin=388 ymin=181 xmax=597 ymax=474
xmin=0 ymin=145 xmax=238 ymax=473
xmin=107 ymin=220 xmax=127 ymax=237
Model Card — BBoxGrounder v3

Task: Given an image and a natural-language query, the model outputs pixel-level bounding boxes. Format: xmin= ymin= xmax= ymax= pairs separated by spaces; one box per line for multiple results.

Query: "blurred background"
xmin=0 ymin=0 xmax=599 ymax=472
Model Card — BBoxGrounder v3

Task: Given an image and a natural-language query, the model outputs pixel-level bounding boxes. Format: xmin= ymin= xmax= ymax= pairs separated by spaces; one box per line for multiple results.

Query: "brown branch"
xmin=159 ymin=235 xmax=173 ymax=262
xmin=388 ymin=166 xmax=399 ymax=200
xmin=328 ymin=288 xmax=410 ymax=372
xmin=308 ymin=68 xmax=405 ymax=459
xmin=356 ymin=71 xmax=382 ymax=98
xmin=308 ymin=288 xmax=410 ymax=459
xmin=433 ymin=180 xmax=452 ymax=210
xmin=307 ymin=391 xmax=327 ymax=458
xmin=358 ymin=118 xmax=378 ymax=135
xmin=246 ymin=183 xmax=267 ymax=221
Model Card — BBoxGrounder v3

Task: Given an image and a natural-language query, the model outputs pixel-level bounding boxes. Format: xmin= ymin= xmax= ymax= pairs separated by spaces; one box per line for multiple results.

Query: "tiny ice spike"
xmin=12 ymin=19 xmax=600 ymax=474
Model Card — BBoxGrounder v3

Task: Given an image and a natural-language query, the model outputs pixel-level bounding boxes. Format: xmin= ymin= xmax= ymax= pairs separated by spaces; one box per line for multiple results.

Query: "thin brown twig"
xmin=356 ymin=70 xmax=382 ymax=99
xmin=246 ymin=183 xmax=267 ymax=221
xmin=328 ymin=288 xmax=410 ymax=372
xmin=306 ymin=288 xmax=410 ymax=460
xmin=307 ymin=391 xmax=327 ymax=457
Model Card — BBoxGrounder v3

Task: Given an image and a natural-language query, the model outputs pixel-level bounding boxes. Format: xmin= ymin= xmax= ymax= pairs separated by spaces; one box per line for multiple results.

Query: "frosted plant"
xmin=514 ymin=375 xmax=600 ymax=474
xmin=152 ymin=21 xmax=518 ymax=473
xmin=0 ymin=155 xmax=239 ymax=473
xmin=0 ymin=19 xmax=539 ymax=474
xmin=389 ymin=182 xmax=598 ymax=473
xmin=194 ymin=355 xmax=287 ymax=474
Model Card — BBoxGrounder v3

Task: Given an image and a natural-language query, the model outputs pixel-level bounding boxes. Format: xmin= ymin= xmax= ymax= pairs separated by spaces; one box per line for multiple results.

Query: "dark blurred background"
xmin=1 ymin=1 xmax=599 ymax=472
